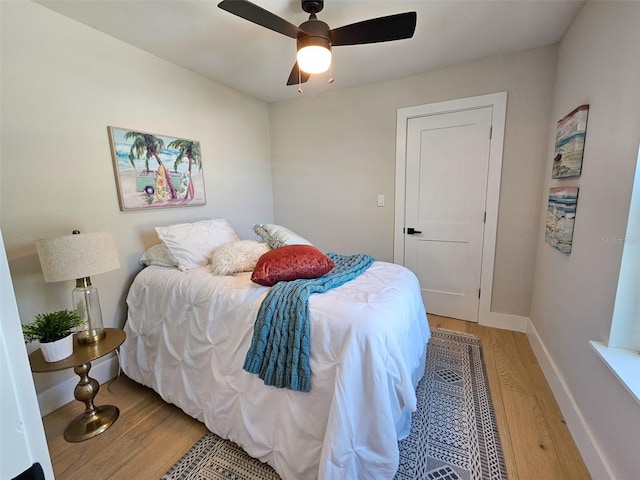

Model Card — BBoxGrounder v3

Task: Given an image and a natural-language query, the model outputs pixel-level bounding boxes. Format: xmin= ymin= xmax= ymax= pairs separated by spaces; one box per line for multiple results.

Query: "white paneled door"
xmin=403 ymin=107 xmax=493 ymax=322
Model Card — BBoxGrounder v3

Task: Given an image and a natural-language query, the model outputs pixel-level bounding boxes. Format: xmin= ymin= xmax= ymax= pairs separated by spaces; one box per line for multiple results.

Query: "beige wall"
xmin=269 ymin=45 xmax=558 ymax=318
xmin=530 ymin=2 xmax=640 ymax=478
xmin=0 ymin=2 xmax=273 ymax=393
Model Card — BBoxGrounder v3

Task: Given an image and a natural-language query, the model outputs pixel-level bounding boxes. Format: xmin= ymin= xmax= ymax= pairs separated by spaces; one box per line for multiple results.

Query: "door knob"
xmin=406 ymin=227 xmax=422 ymax=235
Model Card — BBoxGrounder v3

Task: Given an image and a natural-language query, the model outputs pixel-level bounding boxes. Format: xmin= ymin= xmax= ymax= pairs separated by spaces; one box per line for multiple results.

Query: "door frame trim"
xmin=394 ymin=91 xmax=507 ymax=326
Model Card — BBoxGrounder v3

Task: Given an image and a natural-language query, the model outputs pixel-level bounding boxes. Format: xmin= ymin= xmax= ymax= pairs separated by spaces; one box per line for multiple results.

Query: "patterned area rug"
xmin=394 ymin=329 xmax=507 ymax=480
xmin=162 ymin=329 xmax=507 ymax=480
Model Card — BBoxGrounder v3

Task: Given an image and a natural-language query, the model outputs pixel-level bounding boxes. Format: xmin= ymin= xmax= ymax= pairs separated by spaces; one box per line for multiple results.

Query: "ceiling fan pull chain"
xmin=298 ymin=67 xmax=303 ymax=94
xmin=328 ymin=63 xmax=334 ymax=84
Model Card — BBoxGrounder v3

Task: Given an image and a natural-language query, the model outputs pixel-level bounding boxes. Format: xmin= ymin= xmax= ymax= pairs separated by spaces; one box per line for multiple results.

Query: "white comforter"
xmin=121 ymin=261 xmax=430 ymax=479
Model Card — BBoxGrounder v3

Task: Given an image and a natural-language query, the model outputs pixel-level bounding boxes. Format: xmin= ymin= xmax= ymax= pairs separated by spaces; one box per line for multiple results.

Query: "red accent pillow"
xmin=251 ymin=245 xmax=335 ymax=286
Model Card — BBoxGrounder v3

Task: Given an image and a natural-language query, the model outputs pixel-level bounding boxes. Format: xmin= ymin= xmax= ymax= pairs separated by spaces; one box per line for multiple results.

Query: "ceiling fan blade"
xmin=330 ymin=12 xmax=417 ymax=46
xmin=218 ymin=0 xmax=300 ymax=39
xmin=286 ymin=62 xmax=311 ymax=86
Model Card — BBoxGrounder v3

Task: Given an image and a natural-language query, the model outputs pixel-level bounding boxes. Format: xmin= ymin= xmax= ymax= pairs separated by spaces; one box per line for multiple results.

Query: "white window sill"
xmin=590 ymin=341 xmax=640 ymax=406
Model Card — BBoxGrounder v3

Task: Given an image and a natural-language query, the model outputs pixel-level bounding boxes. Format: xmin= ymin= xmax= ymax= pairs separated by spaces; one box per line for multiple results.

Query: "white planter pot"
xmin=41 ymin=333 xmax=74 ymax=362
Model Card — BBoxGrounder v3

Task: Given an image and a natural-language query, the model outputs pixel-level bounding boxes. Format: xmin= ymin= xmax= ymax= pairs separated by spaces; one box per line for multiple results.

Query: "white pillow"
xmin=210 ymin=240 xmax=270 ymax=276
xmin=252 ymin=223 xmax=313 ymax=249
xmin=155 ymin=219 xmax=239 ymax=271
xmin=139 ymin=243 xmax=177 ymax=268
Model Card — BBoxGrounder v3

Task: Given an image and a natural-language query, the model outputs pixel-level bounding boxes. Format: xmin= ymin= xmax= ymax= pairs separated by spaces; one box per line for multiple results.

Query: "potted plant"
xmin=22 ymin=309 xmax=84 ymax=362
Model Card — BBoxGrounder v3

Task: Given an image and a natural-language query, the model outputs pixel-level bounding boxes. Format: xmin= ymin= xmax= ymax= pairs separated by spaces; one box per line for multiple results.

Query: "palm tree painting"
xmin=108 ymin=127 xmax=206 ymax=211
xmin=168 ymin=139 xmax=201 ymax=200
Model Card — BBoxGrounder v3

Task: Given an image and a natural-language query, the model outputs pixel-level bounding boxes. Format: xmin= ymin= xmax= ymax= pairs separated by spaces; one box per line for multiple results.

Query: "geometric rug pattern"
xmin=162 ymin=328 xmax=508 ymax=480
xmin=394 ymin=329 xmax=508 ymax=480
xmin=161 ymin=431 xmax=279 ymax=480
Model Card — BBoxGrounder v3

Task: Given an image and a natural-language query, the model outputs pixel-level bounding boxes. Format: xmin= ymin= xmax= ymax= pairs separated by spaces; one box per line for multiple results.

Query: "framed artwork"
xmin=552 ymin=104 xmax=589 ymax=179
xmin=108 ymin=126 xmax=206 ymax=211
xmin=545 ymin=187 xmax=579 ymax=254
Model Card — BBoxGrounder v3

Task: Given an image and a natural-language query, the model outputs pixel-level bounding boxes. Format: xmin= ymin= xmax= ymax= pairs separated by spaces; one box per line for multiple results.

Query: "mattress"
xmin=120 ymin=260 xmax=430 ymax=479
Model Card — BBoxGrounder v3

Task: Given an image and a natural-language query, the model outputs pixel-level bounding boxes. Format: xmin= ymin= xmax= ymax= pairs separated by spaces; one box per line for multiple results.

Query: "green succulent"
xmin=22 ymin=309 xmax=84 ymax=343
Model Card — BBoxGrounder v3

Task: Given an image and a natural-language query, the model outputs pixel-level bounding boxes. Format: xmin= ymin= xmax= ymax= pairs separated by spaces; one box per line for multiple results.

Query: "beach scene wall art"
xmin=552 ymin=104 xmax=589 ymax=179
xmin=546 ymin=186 xmax=579 ymax=253
xmin=108 ymin=127 xmax=206 ymax=211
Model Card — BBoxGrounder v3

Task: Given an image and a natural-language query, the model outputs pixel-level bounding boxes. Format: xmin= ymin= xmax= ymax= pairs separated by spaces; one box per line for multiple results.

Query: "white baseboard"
xmin=36 ymin=353 xmax=121 ymax=416
xmin=479 ymin=311 xmax=529 ymax=332
xmin=526 ymin=320 xmax=615 ymax=480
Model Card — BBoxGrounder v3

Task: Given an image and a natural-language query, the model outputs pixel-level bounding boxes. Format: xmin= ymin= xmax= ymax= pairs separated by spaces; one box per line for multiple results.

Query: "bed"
xmin=120 ymin=220 xmax=431 ymax=479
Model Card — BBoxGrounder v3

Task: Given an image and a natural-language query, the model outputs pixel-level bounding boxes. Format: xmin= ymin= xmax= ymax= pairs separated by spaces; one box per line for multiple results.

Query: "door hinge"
xmin=483 ymin=212 xmax=487 ymax=223
xmin=478 ymin=288 xmax=481 ymax=299
xmin=489 ymin=126 xmax=493 ymax=139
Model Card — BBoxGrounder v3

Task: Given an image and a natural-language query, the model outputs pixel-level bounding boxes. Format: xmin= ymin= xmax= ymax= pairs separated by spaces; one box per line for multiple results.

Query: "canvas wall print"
xmin=545 ymin=187 xmax=579 ymax=253
xmin=552 ymin=104 xmax=589 ymax=179
xmin=108 ymin=127 xmax=206 ymax=211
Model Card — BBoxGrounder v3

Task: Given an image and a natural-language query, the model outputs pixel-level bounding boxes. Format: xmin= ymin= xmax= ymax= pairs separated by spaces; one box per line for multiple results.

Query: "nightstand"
xmin=29 ymin=328 xmax=126 ymax=442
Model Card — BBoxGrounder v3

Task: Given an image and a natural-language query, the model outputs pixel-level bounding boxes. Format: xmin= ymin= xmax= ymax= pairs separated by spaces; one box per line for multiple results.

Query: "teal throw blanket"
xmin=244 ymin=252 xmax=375 ymax=392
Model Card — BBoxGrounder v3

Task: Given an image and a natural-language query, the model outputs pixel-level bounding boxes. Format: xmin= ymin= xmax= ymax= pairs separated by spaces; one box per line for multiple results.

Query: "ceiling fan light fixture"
xmin=217 ymin=0 xmax=417 ymax=86
xmin=297 ymin=44 xmax=332 ymax=74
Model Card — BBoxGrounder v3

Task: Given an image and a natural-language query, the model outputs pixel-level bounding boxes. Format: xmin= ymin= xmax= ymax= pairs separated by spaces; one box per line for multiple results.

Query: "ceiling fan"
xmin=218 ymin=0 xmax=417 ymax=86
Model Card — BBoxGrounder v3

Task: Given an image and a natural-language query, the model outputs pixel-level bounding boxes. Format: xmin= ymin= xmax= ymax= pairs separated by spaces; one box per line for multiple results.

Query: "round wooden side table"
xmin=29 ymin=328 xmax=126 ymax=442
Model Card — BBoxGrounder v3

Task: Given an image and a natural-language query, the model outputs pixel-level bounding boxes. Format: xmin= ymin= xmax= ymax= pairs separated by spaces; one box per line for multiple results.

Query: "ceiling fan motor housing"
xmin=297 ymin=19 xmax=331 ymax=52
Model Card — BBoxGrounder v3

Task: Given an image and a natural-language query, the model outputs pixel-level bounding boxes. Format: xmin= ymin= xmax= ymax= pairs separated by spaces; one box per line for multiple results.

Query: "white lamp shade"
xmin=297 ymin=45 xmax=332 ymax=74
xmin=35 ymin=231 xmax=120 ymax=282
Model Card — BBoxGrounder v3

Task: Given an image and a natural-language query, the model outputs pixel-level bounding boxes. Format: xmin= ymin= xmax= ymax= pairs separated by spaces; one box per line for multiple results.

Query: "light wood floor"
xmin=42 ymin=315 xmax=591 ymax=479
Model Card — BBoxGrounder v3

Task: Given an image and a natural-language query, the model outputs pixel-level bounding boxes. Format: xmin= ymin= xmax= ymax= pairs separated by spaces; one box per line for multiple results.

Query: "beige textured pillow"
xmin=210 ymin=240 xmax=270 ymax=276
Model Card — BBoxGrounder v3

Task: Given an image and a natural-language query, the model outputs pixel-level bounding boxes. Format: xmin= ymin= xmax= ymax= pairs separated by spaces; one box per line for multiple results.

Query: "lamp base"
xmin=77 ymin=329 xmax=106 ymax=344
xmin=64 ymin=405 xmax=119 ymax=442
xmin=65 ymin=360 xmax=119 ymax=442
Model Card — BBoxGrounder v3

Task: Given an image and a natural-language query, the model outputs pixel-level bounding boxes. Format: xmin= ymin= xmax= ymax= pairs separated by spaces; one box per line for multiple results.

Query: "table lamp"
xmin=35 ymin=230 xmax=120 ymax=344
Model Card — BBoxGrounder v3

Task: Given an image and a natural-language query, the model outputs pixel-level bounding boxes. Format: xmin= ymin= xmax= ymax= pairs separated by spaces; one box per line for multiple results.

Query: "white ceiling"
xmin=34 ymin=0 xmax=585 ymax=103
